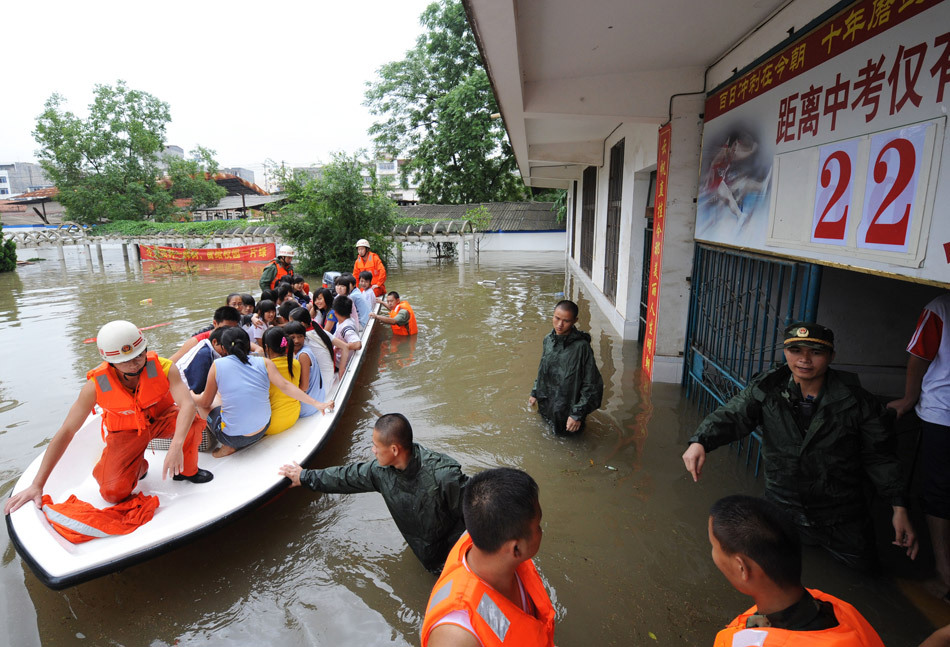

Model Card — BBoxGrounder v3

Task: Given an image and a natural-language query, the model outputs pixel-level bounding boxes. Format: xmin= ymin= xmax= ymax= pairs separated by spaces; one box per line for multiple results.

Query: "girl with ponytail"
xmin=192 ymin=328 xmax=333 ymax=457
xmin=261 ymin=327 xmax=302 ymax=435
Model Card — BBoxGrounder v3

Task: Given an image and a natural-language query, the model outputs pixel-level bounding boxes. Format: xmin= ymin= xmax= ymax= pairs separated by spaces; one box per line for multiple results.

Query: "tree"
xmin=33 ymin=81 xmax=222 ymax=224
xmin=365 ymin=0 xmax=527 ymax=205
xmin=275 ymin=153 xmax=397 ymax=275
xmin=0 ymin=236 xmax=16 ymax=273
xmin=165 ymin=146 xmax=227 ymax=214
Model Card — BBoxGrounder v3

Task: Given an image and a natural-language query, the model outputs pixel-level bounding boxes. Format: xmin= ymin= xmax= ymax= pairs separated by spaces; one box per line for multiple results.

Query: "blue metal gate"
xmin=683 ymin=243 xmax=823 ymax=415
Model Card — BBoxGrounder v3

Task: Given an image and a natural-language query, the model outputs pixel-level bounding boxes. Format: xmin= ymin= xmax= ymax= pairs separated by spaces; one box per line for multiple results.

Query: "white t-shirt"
xmin=908 ymin=293 xmax=950 ymax=425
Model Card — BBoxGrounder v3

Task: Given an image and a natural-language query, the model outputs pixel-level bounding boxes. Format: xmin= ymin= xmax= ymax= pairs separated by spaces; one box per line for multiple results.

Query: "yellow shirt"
xmin=266 ymin=356 xmax=301 ymax=435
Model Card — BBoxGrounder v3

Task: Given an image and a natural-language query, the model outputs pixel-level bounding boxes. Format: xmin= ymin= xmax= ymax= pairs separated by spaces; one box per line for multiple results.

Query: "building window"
xmin=377 ymin=161 xmax=395 ymax=171
xmin=0 ymin=188 xmax=8 ymax=195
xmin=0 ymin=177 xmax=7 ymax=183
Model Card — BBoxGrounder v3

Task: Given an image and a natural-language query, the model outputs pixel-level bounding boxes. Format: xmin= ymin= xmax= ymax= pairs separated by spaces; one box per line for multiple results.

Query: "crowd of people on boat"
xmin=6 ymin=236 xmax=950 ymax=646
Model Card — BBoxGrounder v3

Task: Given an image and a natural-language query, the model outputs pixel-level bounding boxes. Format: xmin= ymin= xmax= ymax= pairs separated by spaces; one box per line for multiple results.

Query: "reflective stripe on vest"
xmin=428 ymin=582 xmax=452 ymax=613
xmin=145 ymin=359 xmax=157 ymax=379
xmin=42 ymin=505 xmax=111 ymax=538
xmin=731 ymin=629 xmax=768 ymax=647
xmin=477 ymin=592 xmax=511 ymax=643
xmin=96 ymin=375 xmax=112 ymax=392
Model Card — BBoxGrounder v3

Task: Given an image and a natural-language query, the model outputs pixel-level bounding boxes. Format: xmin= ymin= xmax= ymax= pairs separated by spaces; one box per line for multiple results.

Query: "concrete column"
xmin=57 ymin=241 xmax=65 ymax=261
xmin=121 ymin=243 xmax=129 ymax=260
xmin=651 ymin=95 xmax=704 ymax=383
xmin=95 ymin=242 xmax=104 ymax=267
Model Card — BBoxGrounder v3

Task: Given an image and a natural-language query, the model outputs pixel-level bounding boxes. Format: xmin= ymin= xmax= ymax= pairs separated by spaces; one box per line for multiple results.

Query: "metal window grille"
xmin=604 ymin=140 xmax=624 ymax=303
xmin=683 ymin=243 xmax=822 ymax=416
xmin=580 ymin=166 xmax=597 ymax=276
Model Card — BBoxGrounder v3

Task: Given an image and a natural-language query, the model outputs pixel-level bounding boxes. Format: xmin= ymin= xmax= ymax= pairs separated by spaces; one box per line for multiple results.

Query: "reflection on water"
xmin=0 ymin=245 xmax=937 ymax=645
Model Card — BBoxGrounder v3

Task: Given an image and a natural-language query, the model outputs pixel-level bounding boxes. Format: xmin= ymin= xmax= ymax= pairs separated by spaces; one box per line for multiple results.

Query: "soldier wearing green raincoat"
xmin=683 ymin=322 xmax=917 ymax=570
xmin=529 ymin=300 xmax=604 ymax=435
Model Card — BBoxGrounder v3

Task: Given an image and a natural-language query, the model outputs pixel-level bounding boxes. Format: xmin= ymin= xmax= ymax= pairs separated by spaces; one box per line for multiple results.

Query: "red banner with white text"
xmin=642 ymin=124 xmax=672 ymax=380
xmin=138 ymin=243 xmax=275 ymax=262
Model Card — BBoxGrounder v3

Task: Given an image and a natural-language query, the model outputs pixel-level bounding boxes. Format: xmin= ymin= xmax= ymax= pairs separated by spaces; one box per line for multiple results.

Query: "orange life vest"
xmin=266 ymin=259 xmax=294 ymax=290
xmin=390 ymin=301 xmax=418 ymax=336
xmin=421 ymin=533 xmax=556 ymax=647
xmin=87 ymin=352 xmax=176 ymax=436
xmin=353 ymin=252 xmax=386 ymax=296
xmin=713 ymin=589 xmax=885 ymax=647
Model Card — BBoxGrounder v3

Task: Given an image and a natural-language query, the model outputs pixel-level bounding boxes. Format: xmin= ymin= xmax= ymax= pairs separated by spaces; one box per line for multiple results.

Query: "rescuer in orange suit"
xmin=4 ymin=320 xmax=212 ymax=515
xmin=708 ymin=495 xmax=885 ymax=647
xmin=370 ymin=291 xmax=417 ymax=336
xmin=353 ymin=238 xmax=386 ymax=297
xmin=421 ymin=467 xmax=556 ymax=647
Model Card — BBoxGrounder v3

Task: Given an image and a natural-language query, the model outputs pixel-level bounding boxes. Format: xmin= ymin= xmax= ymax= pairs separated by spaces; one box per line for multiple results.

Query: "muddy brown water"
xmin=0 ymin=246 xmax=939 ymax=645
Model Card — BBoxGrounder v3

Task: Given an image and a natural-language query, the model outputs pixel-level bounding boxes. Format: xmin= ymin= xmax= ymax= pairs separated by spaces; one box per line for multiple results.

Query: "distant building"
xmin=222 ymin=167 xmax=255 ymax=184
xmin=0 ymin=163 xmax=53 ymax=196
xmin=373 ymin=158 xmax=418 ymax=205
xmin=164 ymin=145 xmax=184 ymax=159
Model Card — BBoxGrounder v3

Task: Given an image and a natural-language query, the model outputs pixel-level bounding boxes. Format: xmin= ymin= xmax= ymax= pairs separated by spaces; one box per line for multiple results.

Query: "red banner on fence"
xmin=138 ymin=243 xmax=275 ymax=262
xmin=642 ymin=123 xmax=672 ymax=381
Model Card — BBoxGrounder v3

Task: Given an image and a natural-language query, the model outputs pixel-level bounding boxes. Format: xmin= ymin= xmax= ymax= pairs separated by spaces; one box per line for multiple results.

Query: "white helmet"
xmin=278 ymin=245 xmax=295 ymax=257
xmin=355 ymin=239 xmax=371 ymax=249
xmin=97 ymin=320 xmax=147 ymax=364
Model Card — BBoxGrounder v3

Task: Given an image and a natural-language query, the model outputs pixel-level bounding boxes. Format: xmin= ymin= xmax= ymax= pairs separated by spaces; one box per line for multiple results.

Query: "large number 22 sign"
xmin=811 ymin=124 xmax=928 ymax=253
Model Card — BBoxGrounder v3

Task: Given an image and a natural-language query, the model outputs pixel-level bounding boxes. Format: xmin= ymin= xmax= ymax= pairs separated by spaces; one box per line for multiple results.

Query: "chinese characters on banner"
xmin=642 ymin=124 xmax=672 ymax=380
xmin=138 ymin=243 xmax=276 ymax=262
xmin=697 ymin=0 xmax=949 ymax=282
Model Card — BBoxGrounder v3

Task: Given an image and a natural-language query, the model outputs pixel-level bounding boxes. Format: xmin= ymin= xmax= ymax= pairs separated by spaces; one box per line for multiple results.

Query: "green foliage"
xmin=0 ymin=237 xmax=16 ymax=272
xmin=365 ymin=0 xmax=528 ymax=205
xmin=165 ymin=146 xmax=227 ymax=215
xmin=34 ymin=81 xmax=224 ymax=225
xmin=88 ymin=220 xmax=243 ymax=237
xmin=274 ymin=152 xmax=398 ymax=275
xmin=464 ymin=205 xmax=491 ymax=232
xmin=531 ymin=189 xmax=567 ymax=222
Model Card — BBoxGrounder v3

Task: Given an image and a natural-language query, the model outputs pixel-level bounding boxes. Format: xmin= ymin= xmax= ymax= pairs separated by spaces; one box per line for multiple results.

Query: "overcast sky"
xmin=1 ymin=0 xmax=435 ymax=188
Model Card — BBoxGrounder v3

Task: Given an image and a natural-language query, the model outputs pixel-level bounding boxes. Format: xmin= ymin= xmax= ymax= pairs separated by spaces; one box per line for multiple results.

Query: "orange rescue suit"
xmin=265 ymin=259 xmax=294 ymax=290
xmin=353 ymin=251 xmax=387 ymax=297
xmin=86 ymin=353 xmax=204 ymax=503
xmin=390 ymin=301 xmax=418 ymax=336
xmin=713 ymin=589 xmax=885 ymax=647
xmin=421 ymin=532 xmax=556 ymax=647
xmin=87 ymin=352 xmax=175 ymax=436
xmin=41 ymin=493 xmax=160 ymax=543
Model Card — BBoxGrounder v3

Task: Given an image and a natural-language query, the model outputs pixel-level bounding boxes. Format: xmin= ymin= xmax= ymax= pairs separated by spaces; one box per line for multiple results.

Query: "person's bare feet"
xmin=212 ymin=445 xmax=237 ymax=458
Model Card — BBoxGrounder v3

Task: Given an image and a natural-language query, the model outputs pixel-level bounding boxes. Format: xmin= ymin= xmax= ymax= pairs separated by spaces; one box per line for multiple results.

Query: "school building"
xmin=465 ymin=0 xmax=950 ymax=400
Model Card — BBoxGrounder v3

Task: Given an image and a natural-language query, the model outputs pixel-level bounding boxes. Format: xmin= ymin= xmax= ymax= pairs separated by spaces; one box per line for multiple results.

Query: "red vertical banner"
xmin=642 ymin=123 xmax=672 ymax=380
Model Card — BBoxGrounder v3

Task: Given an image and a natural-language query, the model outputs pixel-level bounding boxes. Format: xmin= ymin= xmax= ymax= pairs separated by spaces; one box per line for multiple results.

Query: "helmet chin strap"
xmin=118 ymin=349 xmax=148 ymax=378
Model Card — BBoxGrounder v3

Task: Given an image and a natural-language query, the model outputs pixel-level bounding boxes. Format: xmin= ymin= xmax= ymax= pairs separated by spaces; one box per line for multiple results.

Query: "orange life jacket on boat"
xmin=713 ymin=589 xmax=885 ymax=647
xmin=87 ymin=352 xmax=175 ymax=436
xmin=266 ymin=259 xmax=294 ymax=290
xmin=390 ymin=301 xmax=417 ymax=336
xmin=421 ymin=533 xmax=556 ymax=647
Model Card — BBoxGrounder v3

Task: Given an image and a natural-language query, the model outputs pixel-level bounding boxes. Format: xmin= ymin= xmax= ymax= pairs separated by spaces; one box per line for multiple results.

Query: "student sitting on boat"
xmin=310 ymin=287 xmax=334 ymax=330
xmin=251 ymin=300 xmax=277 ymax=346
xmin=169 ymin=306 xmax=241 ymax=364
xmin=4 ymin=320 xmax=213 ymax=515
xmin=261 ymin=327 xmax=302 ymax=436
xmin=176 ymin=326 xmax=228 ymax=394
xmin=192 ymin=328 xmax=333 ymax=458
xmin=353 ymin=271 xmax=376 ymax=329
xmin=332 ymin=295 xmax=362 ymax=375
xmin=277 ymin=300 xmax=298 ymax=326
xmin=286 ymin=310 xmax=334 ymax=407
xmin=335 ymin=274 xmax=364 ymax=332
xmin=279 ymin=413 xmax=468 ymax=573
xmin=291 ymin=276 xmax=311 ymax=307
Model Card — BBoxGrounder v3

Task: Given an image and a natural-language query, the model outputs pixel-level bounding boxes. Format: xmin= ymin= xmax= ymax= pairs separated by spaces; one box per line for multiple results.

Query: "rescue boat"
xmin=5 ymin=304 xmax=379 ymax=589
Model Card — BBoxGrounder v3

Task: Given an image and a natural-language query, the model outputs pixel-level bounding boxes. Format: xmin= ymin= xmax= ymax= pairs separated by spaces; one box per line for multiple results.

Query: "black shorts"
xmin=922 ymin=420 xmax=950 ymax=519
xmin=207 ymin=406 xmax=268 ymax=450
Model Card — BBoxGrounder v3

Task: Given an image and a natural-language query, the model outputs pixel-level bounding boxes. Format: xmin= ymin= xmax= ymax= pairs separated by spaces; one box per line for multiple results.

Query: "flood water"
xmin=0 ymin=244 xmax=942 ymax=645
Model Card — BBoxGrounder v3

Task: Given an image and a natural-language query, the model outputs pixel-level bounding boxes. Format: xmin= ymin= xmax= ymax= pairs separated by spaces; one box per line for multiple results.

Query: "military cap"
xmin=783 ymin=321 xmax=834 ymax=350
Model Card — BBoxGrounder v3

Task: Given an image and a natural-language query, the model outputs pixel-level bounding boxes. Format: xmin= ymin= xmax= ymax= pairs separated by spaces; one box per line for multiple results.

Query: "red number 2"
xmin=814 ymin=151 xmax=851 ymax=240
xmin=864 ymin=138 xmax=915 ymax=246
